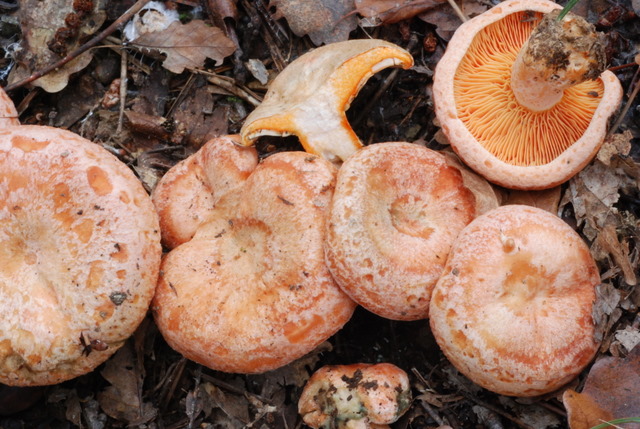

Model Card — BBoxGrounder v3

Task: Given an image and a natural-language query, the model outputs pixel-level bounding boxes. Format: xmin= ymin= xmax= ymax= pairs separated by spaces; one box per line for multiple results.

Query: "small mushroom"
xmin=0 ymin=125 xmax=161 ymax=386
xmin=429 ymin=205 xmax=601 ymax=396
xmin=151 ymin=136 xmax=356 ymax=374
xmin=432 ymin=0 xmax=623 ymax=190
xmin=298 ymin=363 xmax=412 ymax=429
xmin=326 ymin=142 xmax=478 ymax=320
xmin=240 ymin=39 xmax=413 ymax=164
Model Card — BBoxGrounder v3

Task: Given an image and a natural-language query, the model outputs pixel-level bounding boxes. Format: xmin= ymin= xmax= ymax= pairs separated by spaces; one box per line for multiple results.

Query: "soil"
xmin=0 ymin=0 xmax=639 ymax=428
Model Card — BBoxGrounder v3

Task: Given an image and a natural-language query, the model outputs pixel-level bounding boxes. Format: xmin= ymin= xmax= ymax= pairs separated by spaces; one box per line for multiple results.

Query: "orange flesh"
xmin=454 ymin=11 xmax=604 ymax=166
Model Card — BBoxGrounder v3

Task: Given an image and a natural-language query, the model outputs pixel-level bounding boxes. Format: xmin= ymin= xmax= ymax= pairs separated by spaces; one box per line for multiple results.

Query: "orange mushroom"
xmin=240 ymin=39 xmax=413 ymax=164
xmin=0 ymin=125 xmax=161 ymax=386
xmin=325 ymin=142 xmax=478 ymax=321
xmin=429 ymin=205 xmax=601 ymax=396
xmin=298 ymin=363 xmax=412 ymax=429
xmin=151 ymin=136 xmax=356 ymax=374
xmin=432 ymin=0 xmax=623 ymax=190
xmin=151 ymin=135 xmax=258 ymax=249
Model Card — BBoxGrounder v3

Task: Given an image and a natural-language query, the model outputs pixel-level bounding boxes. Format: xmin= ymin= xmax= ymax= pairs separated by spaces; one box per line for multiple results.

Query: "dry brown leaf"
xmin=419 ymin=0 xmax=488 ymax=40
xmin=498 ymin=187 xmax=562 ymax=214
xmin=354 ymin=0 xmax=445 ymax=24
xmin=592 ymin=283 xmax=623 ymax=344
xmin=592 ymin=224 xmax=637 ymax=286
xmin=563 ymin=346 xmax=640 ymax=429
xmin=442 ymin=151 xmax=499 ymax=216
xmin=563 ymin=161 xmax=624 ymax=240
xmin=563 ymin=389 xmax=613 ymax=429
xmin=270 ymin=0 xmax=358 ymax=45
xmin=8 ymin=0 xmax=106 ymax=92
xmin=207 ymin=0 xmax=239 ymax=22
xmin=132 ymin=20 xmax=236 ymax=74
xmin=97 ymin=343 xmax=157 ymax=425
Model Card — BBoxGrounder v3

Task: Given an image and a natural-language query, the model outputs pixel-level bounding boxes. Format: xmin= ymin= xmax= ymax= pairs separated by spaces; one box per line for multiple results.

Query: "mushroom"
xmin=151 ymin=135 xmax=258 ymax=248
xmin=432 ymin=0 xmax=623 ymax=190
xmin=325 ymin=142 xmax=478 ymax=321
xmin=298 ymin=363 xmax=412 ymax=429
xmin=0 ymin=124 xmax=161 ymax=386
xmin=151 ymin=136 xmax=356 ymax=374
xmin=240 ymin=39 xmax=414 ymax=164
xmin=429 ymin=205 xmax=601 ymax=396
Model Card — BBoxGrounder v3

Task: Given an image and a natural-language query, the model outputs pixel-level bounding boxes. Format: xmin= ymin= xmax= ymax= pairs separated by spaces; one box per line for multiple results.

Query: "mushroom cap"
xmin=326 ymin=142 xmax=476 ymax=320
xmin=429 ymin=205 xmax=600 ymax=396
xmin=0 ymin=88 xmax=19 ymax=128
xmin=152 ymin=137 xmax=356 ymax=374
xmin=0 ymin=125 xmax=161 ymax=386
xmin=151 ymin=135 xmax=258 ymax=249
xmin=298 ymin=363 xmax=412 ymax=428
xmin=432 ymin=0 xmax=623 ymax=190
xmin=240 ymin=39 xmax=414 ymax=164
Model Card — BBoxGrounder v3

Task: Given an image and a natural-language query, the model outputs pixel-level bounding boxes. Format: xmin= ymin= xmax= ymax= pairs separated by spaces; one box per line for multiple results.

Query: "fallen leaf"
xmin=562 ymin=161 xmax=624 ymax=240
xmin=563 ymin=346 xmax=640 ymax=429
xmin=270 ymin=0 xmax=358 ymax=45
xmin=202 ymin=382 xmax=251 ymax=425
xmin=614 ymin=326 xmax=640 ymax=353
xmin=592 ymin=283 xmax=622 ymax=345
xmin=597 ymin=131 xmax=633 ymax=166
xmin=132 ymin=20 xmax=236 ymax=74
xmin=563 ymin=389 xmax=613 ymax=429
xmin=419 ymin=0 xmax=488 ymax=40
xmin=498 ymin=187 xmax=562 ymax=214
xmin=592 ymin=224 xmax=637 ymax=286
xmin=354 ymin=0 xmax=446 ymax=24
xmin=207 ymin=0 xmax=239 ymax=22
xmin=98 ymin=342 xmax=157 ymax=425
xmin=8 ymin=0 xmax=106 ymax=92
xmin=442 ymin=151 xmax=500 ymax=216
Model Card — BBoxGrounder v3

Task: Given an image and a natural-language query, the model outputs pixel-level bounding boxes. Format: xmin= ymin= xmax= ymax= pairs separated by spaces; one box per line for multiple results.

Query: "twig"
xmin=608 ymin=68 xmax=640 ymax=138
xmin=447 ymin=0 xmax=469 ymax=22
xmin=116 ymin=46 xmax=128 ymax=134
xmin=191 ymin=68 xmax=263 ymax=106
xmin=3 ymin=0 xmax=153 ymax=92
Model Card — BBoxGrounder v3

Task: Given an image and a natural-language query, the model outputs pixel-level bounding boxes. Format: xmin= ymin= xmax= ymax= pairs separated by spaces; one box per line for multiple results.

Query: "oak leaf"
xmin=132 ymin=20 xmax=236 ymax=74
xmin=270 ymin=0 xmax=358 ymax=45
xmin=563 ymin=346 xmax=640 ymax=429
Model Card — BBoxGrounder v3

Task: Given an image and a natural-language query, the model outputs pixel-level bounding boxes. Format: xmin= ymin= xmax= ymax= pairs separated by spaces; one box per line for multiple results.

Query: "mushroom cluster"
xmin=151 ymin=135 xmax=356 ymax=374
xmin=0 ymin=88 xmax=161 ymax=386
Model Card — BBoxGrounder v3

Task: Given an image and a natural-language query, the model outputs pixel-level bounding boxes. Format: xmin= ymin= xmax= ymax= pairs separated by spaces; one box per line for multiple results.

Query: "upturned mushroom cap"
xmin=298 ymin=363 xmax=412 ymax=429
xmin=432 ymin=0 xmax=623 ymax=190
xmin=326 ymin=142 xmax=477 ymax=320
xmin=0 ymin=88 xmax=19 ymax=128
xmin=240 ymin=39 xmax=414 ymax=164
xmin=0 ymin=125 xmax=161 ymax=386
xmin=429 ymin=205 xmax=600 ymax=396
xmin=152 ymin=137 xmax=356 ymax=374
xmin=152 ymin=135 xmax=258 ymax=249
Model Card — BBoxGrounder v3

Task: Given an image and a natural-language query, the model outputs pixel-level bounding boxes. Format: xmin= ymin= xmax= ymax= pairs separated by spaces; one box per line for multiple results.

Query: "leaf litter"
xmin=0 ymin=0 xmax=639 ymax=427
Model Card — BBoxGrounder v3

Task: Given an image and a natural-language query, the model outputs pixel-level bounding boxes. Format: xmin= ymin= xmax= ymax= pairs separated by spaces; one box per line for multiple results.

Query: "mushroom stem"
xmin=510 ymin=10 xmax=605 ymax=112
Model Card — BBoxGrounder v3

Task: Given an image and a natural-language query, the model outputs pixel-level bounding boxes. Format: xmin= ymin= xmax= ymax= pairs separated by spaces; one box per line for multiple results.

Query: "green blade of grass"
xmin=590 ymin=417 xmax=640 ymax=429
xmin=557 ymin=0 xmax=579 ymax=20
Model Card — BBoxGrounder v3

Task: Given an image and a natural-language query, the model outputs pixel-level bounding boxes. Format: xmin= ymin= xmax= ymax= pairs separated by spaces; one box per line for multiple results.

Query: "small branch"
xmin=3 ymin=0 xmax=153 ymax=92
xmin=447 ymin=0 xmax=469 ymax=22
xmin=191 ymin=68 xmax=263 ymax=106
xmin=116 ymin=47 xmax=128 ymax=134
